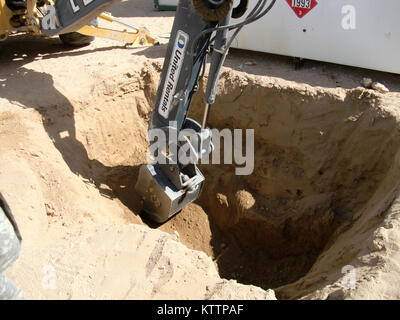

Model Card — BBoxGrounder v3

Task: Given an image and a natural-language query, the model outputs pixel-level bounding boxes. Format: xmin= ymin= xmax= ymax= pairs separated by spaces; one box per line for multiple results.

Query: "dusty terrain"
xmin=1 ymin=0 xmax=400 ymax=300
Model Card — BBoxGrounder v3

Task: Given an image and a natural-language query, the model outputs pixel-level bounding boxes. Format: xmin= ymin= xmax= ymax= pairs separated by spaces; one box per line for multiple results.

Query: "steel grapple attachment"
xmin=136 ymin=117 xmax=210 ymax=223
xmin=136 ymin=163 xmax=204 ymax=224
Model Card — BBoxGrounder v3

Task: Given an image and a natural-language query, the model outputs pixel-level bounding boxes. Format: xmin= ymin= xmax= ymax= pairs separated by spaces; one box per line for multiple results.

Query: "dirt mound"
xmin=7 ymin=224 xmax=275 ymax=299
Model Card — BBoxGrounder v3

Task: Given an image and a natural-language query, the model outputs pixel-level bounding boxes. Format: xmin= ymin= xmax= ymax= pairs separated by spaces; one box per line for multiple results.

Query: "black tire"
xmin=59 ymin=32 xmax=94 ymax=47
xmin=59 ymin=18 xmax=98 ymax=47
xmin=5 ymin=0 xmax=26 ymax=11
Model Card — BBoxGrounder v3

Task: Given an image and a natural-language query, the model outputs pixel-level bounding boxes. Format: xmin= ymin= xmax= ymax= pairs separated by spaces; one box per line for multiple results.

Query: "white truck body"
xmin=231 ymin=0 xmax=400 ymax=74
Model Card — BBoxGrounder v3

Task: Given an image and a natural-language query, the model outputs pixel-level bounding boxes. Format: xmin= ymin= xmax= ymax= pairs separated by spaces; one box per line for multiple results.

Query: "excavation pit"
xmin=3 ymin=47 xmax=399 ymax=299
xmin=68 ymin=62 xmax=400 ymax=299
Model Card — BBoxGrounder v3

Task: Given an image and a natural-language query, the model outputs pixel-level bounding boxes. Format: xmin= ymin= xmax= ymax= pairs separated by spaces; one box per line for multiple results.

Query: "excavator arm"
xmin=135 ymin=0 xmax=276 ymax=223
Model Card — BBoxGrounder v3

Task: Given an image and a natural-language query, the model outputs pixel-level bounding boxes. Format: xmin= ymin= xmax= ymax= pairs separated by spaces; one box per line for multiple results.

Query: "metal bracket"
xmin=136 ymin=117 xmax=212 ymax=223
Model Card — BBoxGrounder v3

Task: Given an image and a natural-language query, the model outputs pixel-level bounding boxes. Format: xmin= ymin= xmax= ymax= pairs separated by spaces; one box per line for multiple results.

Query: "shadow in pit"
xmin=0 ymin=38 xmax=144 ymax=219
xmin=203 ymin=212 xmax=318 ymax=293
xmin=197 ymin=191 xmax=347 ymax=299
xmin=208 ymin=224 xmax=321 ymax=295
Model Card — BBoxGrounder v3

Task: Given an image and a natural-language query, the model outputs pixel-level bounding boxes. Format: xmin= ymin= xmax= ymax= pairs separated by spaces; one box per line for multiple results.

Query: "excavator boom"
xmin=135 ymin=0 xmax=276 ymax=223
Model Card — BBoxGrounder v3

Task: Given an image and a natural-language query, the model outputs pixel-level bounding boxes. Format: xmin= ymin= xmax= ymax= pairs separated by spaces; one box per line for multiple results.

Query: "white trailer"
xmin=231 ymin=0 xmax=400 ymax=74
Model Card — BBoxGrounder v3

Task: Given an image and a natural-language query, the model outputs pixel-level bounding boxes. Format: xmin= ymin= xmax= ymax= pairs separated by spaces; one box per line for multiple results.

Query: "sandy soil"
xmin=1 ymin=0 xmax=400 ymax=300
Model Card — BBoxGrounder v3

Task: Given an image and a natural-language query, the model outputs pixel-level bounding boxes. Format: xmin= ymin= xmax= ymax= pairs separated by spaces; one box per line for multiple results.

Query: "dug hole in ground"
xmin=1 ymin=0 xmax=400 ymax=300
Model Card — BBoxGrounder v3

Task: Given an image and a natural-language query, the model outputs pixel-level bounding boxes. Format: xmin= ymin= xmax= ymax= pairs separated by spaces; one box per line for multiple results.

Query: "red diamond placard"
xmin=286 ymin=0 xmax=318 ymax=18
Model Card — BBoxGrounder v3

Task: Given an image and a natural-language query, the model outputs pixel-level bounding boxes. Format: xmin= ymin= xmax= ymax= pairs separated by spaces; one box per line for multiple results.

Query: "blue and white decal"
xmin=158 ymin=30 xmax=189 ymax=119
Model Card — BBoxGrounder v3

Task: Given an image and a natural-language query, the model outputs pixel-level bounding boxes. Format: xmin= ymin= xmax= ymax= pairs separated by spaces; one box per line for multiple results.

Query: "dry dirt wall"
xmin=187 ymin=68 xmax=400 ymax=297
xmin=131 ymin=62 xmax=400 ymax=298
xmin=0 ymin=63 xmax=276 ymax=300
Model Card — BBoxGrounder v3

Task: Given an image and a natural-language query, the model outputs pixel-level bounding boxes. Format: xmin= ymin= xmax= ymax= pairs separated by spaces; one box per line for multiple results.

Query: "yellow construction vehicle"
xmin=0 ymin=0 xmax=157 ymax=46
